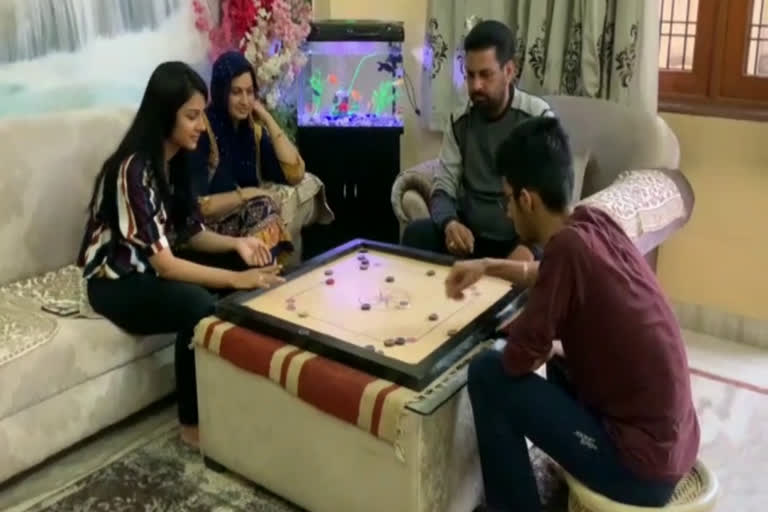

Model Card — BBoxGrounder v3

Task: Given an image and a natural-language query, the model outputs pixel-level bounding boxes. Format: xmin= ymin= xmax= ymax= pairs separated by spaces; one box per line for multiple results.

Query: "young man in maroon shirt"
xmin=445 ymin=116 xmax=700 ymax=512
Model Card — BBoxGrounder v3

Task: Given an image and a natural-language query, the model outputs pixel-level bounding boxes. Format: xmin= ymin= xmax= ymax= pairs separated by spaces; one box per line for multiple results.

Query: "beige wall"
xmin=657 ymin=114 xmax=768 ymax=321
xmin=322 ymin=0 xmax=441 ymax=168
xmin=323 ymin=1 xmax=768 ymax=321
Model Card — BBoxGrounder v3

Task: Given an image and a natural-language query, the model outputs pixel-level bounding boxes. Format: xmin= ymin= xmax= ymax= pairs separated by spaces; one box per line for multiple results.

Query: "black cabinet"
xmin=298 ymin=127 xmax=402 ymax=259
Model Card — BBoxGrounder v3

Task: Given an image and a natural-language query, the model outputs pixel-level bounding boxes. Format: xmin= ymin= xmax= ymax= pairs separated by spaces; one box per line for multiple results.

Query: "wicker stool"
xmin=564 ymin=460 xmax=719 ymax=512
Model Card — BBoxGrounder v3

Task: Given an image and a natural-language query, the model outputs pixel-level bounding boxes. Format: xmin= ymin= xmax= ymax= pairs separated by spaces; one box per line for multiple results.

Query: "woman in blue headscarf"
xmin=190 ymin=51 xmax=304 ymax=261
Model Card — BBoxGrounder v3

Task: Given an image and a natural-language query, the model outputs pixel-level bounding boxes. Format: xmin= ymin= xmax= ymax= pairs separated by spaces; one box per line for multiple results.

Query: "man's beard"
xmin=471 ymin=93 xmax=503 ymax=116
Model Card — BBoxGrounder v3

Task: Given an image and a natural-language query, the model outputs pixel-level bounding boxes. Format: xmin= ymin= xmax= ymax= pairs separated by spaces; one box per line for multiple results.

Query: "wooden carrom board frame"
xmin=216 ymin=239 xmax=521 ymax=390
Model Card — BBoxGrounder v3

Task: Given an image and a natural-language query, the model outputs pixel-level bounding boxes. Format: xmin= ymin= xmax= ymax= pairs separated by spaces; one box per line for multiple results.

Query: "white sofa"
xmin=0 ymin=108 xmax=329 ymax=484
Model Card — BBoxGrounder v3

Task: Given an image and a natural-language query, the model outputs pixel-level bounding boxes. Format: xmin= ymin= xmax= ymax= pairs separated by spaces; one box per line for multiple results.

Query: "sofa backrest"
xmin=0 ymin=108 xmax=135 ymax=285
xmin=542 ymin=95 xmax=681 ymax=198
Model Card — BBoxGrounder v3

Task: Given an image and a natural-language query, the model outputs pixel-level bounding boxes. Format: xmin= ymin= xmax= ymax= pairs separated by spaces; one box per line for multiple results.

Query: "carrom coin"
xmin=428 ymin=313 xmax=439 ymax=321
xmin=384 ymin=338 xmax=396 ymax=347
xmin=361 ymin=303 xmax=371 ymax=311
xmin=447 ymin=329 xmax=458 ymax=336
xmin=426 ymin=269 xmax=436 ymax=277
xmin=406 ymin=337 xmax=417 ymax=343
xmin=385 ymin=276 xmax=395 ymax=283
xmin=324 ymin=269 xmax=333 ymax=276
xmin=298 ymin=311 xmax=309 ymax=318
xmin=395 ymin=337 xmax=406 ymax=345
xmin=365 ymin=344 xmax=376 ymax=351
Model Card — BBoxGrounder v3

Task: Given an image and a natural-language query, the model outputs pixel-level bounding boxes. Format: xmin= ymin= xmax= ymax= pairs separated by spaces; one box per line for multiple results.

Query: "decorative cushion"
xmin=578 ymin=169 xmax=685 ymax=241
xmin=0 ymin=265 xmax=99 ymax=368
xmin=0 ymin=295 xmax=59 ymax=368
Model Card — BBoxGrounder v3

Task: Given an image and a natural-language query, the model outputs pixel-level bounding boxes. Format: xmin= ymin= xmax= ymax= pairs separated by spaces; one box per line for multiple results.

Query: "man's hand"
xmin=445 ymin=259 xmax=487 ymax=300
xmin=233 ymin=265 xmax=285 ymax=290
xmin=235 ymin=236 xmax=273 ymax=267
xmin=508 ymin=244 xmax=535 ymax=262
xmin=444 ymin=220 xmax=475 ymax=256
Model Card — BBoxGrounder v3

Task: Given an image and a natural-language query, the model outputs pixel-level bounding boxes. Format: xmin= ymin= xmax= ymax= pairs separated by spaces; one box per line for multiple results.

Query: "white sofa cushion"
xmin=0 ymin=346 xmax=174 ymax=484
xmin=0 ymin=311 xmax=172 ymax=421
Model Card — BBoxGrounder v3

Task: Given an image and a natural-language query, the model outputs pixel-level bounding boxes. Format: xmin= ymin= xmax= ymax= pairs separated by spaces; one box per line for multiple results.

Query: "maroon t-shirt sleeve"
xmin=503 ymin=229 xmax=587 ymax=375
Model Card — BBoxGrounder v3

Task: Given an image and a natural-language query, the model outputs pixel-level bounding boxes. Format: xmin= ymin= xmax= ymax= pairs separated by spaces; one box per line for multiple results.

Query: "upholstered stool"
xmin=564 ymin=460 xmax=719 ymax=512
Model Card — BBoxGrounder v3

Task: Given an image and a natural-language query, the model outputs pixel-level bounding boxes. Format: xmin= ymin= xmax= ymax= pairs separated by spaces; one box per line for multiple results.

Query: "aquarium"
xmin=298 ymin=20 xmax=405 ymax=128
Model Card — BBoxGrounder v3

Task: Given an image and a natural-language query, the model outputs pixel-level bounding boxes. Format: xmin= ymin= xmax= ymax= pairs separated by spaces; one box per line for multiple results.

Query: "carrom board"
xmin=217 ymin=239 xmax=520 ymax=390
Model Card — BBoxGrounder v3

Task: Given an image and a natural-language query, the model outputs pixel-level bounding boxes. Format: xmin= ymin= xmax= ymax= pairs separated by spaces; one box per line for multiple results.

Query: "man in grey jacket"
xmin=402 ymin=20 xmax=553 ymax=260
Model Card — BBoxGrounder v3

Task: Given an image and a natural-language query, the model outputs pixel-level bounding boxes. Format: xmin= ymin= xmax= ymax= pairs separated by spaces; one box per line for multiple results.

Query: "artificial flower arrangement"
xmin=193 ymin=0 xmax=312 ymax=137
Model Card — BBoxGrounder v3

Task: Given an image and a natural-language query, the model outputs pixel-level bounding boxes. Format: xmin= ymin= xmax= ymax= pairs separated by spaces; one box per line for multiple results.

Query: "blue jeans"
xmin=467 ymin=350 xmax=678 ymax=512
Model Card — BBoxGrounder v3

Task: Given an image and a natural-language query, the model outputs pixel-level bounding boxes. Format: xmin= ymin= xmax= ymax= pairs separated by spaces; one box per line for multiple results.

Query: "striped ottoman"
xmin=193 ymin=317 xmax=485 ymax=512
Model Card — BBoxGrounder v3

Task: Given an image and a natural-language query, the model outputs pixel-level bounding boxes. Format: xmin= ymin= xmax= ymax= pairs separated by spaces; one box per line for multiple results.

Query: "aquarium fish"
xmin=376 ymin=53 xmax=404 ymax=76
xmin=327 ymin=74 xmax=338 ymax=85
xmin=350 ymin=89 xmax=361 ymax=101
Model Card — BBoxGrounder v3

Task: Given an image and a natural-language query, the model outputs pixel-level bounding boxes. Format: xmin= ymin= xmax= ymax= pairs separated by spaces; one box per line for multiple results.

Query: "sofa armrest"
xmin=391 ymin=159 xmax=440 ymax=225
xmin=577 ymin=168 xmax=694 ymax=255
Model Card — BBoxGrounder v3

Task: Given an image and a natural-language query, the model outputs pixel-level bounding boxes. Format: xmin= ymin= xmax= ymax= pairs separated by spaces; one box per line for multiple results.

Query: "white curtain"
xmin=421 ymin=0 xmax=659 ymax=131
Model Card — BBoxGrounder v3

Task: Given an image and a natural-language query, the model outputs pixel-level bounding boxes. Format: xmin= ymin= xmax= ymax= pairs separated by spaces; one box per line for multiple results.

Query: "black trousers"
xmin=87 ymin=251 xmax=247 ymax=426
xmin=402 ymin=218 xmax=520 ymax=259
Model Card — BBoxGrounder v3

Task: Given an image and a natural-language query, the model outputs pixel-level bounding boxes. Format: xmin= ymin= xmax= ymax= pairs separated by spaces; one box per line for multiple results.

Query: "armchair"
xmin=391 ymin=95 xmax=694 ymax=265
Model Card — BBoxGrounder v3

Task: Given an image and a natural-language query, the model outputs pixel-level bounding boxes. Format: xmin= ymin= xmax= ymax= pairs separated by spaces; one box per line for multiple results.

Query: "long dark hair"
xmin=79 ymin=61 xmax=208 ymax=262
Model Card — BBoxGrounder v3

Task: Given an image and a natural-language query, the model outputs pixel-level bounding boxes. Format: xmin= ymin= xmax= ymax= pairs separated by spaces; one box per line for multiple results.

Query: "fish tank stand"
xmin=298 ymin=20 xmax=405 ymax=258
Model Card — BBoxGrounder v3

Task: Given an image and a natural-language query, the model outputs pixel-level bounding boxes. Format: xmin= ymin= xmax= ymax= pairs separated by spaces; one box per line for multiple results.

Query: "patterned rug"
xmin=26 ymin=428 xmax=567 ymax=512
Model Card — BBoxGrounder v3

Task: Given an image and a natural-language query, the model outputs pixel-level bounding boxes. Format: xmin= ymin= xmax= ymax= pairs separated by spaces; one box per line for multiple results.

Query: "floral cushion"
xmin=0 ymin=265 xmax=97 ymax=368
xmin=578 ymin=169 xmax=686 ymax=241
xmin=0 ymin=295 xmax=60 ymax=368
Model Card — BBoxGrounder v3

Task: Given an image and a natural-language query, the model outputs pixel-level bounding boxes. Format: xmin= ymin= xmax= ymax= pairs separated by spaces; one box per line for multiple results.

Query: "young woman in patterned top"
xmin=78 ymin=62 xmax=284 ymax=446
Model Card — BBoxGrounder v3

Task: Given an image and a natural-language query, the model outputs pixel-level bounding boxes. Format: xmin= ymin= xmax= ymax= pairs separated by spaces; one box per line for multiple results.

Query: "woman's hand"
xmin=239 ymin=186 xmax=269 ymax=201
xmin=234 ymin=265 xmax=285 ymax=289
xmin=252 ymin=99 xmax=274 ymax=124
xmin=235 ymin=236 xmax=273 ymax=267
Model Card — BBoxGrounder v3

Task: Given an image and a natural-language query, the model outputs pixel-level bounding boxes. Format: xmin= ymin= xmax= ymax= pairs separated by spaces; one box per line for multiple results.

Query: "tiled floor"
xmin=682 ymin=330 xmax=768 ymax=512
xmin=685 ymin=329 xmax=768 ymax=391
xmin=1 ymin=331 xmax=765 ymax=511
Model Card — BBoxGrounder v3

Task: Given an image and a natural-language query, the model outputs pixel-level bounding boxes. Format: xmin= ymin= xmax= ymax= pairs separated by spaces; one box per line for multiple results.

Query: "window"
xmin=659 ymin=0 xmax=768 ymax=118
